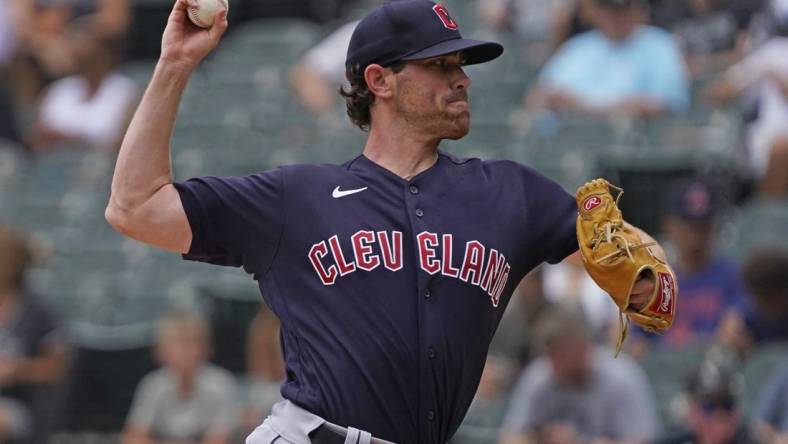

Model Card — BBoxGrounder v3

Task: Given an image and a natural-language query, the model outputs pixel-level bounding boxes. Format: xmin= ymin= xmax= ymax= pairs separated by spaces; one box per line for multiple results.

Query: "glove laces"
xmin=589 ymin=185 xmax=656 ymax=264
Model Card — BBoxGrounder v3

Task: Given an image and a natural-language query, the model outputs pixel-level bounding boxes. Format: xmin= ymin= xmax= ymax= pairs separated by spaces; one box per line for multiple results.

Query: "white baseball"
xmin=187 ymin=0 xmax=228 ymax=28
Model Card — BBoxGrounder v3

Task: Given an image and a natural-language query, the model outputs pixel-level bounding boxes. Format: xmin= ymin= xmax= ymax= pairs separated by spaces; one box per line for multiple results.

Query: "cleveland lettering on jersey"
xmin=309 ymin=230 xmax=511 ymax=306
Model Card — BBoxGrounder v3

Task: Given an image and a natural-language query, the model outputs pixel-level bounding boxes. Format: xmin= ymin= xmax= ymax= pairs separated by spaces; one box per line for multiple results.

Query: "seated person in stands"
xmin=7 ymin=0 xmax=74 ymax=104
xmin=0 ymin=224 xmax=69 ymax=444
xmin=737 ymin=249 xmax=788 ymax=349
xmin=477 ymin=0 xmax=577 ymax=43
xmin=650 ymin=0 xmax=762 ymax=77
xmin=752 ymin=359 xmax=788 ymax=444
xmin=26 ymin=22 xmax=138 ymax=154
xmin=628 ymin=181 xmax=749 ymax=356
xmin=122 ymin=310 xmax=237 ymax=444
xmin=656 ymin=360 xmax=755 ymax=444
xmin=717 ymin=248 xmax=788 ymax=358
xmin=498 ymin=309 xmax=658 ymax=444
xmin=525 ymin=0 xmax=689 ymax=119
xmin=706 ymin=0 xmax=788 ymax=197
xmin=8 ymin=0 xmax=130 ymax=105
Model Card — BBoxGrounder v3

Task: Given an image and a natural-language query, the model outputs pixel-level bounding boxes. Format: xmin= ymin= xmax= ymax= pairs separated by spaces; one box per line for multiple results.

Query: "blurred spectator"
xmin=650 ymin=0 xmax=763 ymax=77
xmin=452 ymin=355 xmax=516 ymax=444
xmin=549 ymin=0 xmax=596 ymax=50
xmin=543 ymin=252 xmax=617 ymax=341
xmin=122 ymin=310 xmax=237 ymax=444
xmin=752 ymin=359 xmax=788 ymax=444
xmin=706 ymin=0 xmax=788 ymax=196
xmin=68 ymin=0 xmax=131 ymax=40
xmin=238 ymin=306 xmax=284 ymax=437
xmin=0 ymin=224 xmax=69 ymax=444
xmin=747 ymin=0 xmax=788 ymax=49
xmin=630 ymin=181 xmax=748 ymax=354
xmin=478 ymin=0 xmax=573 ymax=41
xmin=717 ymin=248 xmax=788 ymax=357
xmin=498 ymin=309 xmax=658 ymax=444
xmin=8 ymin=0 xmax=130 ymax=106
xmin=526 ymin=0 xmax=690 ymax=119
xmin=26 ymin=23 xmax=138 ymax=153
xmin=736 ymin=249 xmax=788 ymax=349
xmin=9 ymin=0 xmax=74 ymax=104
xmin=289 ymin=20 xmax=357 ymax=114
xmin=656 ymin=360 xmax=755 ymax=444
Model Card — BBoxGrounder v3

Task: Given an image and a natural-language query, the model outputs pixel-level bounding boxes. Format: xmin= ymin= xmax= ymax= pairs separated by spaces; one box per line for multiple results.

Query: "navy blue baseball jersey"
xmin=174 ymin=151 xmax=578 ymax=443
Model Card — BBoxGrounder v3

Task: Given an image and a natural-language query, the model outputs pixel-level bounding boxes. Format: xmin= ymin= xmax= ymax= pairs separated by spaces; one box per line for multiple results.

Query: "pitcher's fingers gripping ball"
xmin=187 ymin=0 xmax=228 ymax=28
xmin=575 ymin=179 xmax=678 ymax=354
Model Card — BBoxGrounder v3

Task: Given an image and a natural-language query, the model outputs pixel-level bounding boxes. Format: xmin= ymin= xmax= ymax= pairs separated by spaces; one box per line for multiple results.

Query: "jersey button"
xmin=409 ymin=185 xmax=419 ymax=194
xmin=415 ymin=208 xmax=424 ymax=217
xmin=428 ymin=348 xmax=435 ymax=359
xmin=424 ymin=291 xmax=431 ymax=299
xmin=427 ymin=411 xmax=435 ymax=421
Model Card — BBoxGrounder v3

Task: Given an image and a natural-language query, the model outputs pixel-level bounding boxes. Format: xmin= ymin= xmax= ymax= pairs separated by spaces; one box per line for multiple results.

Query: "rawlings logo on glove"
xmin=575 ymin=179 xmax=678 ymax=355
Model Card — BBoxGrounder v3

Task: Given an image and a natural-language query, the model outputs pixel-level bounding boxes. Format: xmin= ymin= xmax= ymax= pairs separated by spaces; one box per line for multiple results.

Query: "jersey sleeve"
xmin=520 ymin=167 xmax=578 ymax=265
xmin=173 ymin=168 xmax=285 ymax=275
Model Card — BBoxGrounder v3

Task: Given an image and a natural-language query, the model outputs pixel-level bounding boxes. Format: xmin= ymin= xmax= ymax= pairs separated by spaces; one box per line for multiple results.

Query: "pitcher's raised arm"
xmin=105 ymin=0 xmax=227 ymax=253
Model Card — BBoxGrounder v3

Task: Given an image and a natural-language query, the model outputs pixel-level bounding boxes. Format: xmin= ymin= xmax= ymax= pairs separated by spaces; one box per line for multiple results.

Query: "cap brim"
xmin=400 ymin=38 xmax=503 ymax=65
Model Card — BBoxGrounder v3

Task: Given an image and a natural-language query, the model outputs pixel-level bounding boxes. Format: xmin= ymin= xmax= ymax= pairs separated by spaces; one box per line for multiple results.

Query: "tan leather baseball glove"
xmin=575 ymin=179 xmax=678 ymax=355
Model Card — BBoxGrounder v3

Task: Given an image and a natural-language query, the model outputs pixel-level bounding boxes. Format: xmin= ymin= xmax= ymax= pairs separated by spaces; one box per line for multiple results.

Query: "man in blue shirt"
xmin=526 ymin=0 xmax=690 ymax=118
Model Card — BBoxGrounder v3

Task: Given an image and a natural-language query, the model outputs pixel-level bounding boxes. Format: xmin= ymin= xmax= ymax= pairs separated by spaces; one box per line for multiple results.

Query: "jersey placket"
xmin=403 ymin=174 xmax=440 ymax=442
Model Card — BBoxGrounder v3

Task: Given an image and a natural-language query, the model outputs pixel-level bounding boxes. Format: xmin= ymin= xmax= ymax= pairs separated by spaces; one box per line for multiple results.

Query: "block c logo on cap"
xmin=433 ymin=4 xmax=458 ymax=30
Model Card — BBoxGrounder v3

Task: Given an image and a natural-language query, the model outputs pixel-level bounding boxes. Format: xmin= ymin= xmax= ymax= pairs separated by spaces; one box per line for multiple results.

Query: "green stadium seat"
xmin=218 ymin=18 xmax=321 ymax=59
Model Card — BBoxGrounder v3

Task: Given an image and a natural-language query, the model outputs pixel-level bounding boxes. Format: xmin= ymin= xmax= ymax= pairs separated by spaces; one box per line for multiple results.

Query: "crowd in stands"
xmin=0 ymin=0 xmax=787 ymax=443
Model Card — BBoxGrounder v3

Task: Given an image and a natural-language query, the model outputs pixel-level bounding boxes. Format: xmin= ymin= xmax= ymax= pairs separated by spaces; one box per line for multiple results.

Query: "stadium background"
xmin=0 ymin=0 xmax=787 ymax=442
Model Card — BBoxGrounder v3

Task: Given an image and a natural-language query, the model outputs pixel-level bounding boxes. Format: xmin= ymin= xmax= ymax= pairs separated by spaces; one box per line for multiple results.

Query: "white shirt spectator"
xmin=126 ymin=364 xmax=238 ymax=441
xmin=39 ymin=72 xmax=137 ymax=150
xmin=727 ymin=37 xmax=788 ymax=176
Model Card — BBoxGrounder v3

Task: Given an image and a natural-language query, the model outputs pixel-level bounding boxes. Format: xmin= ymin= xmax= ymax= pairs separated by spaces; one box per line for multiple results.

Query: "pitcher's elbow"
xmin=104 ymin=200 xmax=132 ymax=237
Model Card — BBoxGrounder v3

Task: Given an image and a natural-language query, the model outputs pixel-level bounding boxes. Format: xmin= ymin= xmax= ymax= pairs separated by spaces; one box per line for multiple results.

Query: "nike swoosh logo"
xmin=332 ymin=186 xmax=368 ymax=198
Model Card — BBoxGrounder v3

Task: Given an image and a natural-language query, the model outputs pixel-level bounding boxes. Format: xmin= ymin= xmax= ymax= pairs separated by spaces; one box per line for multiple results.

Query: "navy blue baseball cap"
xmin=345 ymin=0 xmax=504 ymax=69
xmin=668 ymin=181 xmax=716 ymax=222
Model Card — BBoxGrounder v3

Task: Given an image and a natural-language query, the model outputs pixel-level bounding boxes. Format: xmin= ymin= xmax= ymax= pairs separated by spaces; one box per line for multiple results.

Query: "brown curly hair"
xmin=340 ymin=62 xmax=406 ymax=131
